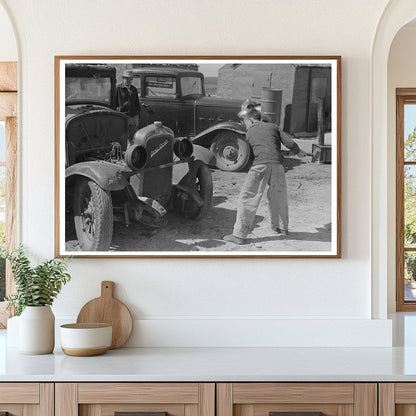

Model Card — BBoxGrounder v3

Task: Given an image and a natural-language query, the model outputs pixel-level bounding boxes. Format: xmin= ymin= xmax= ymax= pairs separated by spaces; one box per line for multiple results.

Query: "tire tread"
xmin=73 ymin=178 xmax=113 ymax=251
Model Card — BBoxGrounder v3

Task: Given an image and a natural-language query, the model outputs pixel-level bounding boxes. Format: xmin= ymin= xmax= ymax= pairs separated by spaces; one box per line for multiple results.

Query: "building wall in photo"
xmin=217 ymin=64 xmax=331 ymax=134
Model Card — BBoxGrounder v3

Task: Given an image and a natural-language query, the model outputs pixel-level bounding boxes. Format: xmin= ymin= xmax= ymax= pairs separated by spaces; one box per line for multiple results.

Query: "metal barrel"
xmin=261 ymin=88 xmax=282 ymax=125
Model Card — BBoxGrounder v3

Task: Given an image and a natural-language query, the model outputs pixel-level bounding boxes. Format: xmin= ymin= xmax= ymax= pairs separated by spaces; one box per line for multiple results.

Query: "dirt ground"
xmin=66 ymin=154 xmax=332 ymax=254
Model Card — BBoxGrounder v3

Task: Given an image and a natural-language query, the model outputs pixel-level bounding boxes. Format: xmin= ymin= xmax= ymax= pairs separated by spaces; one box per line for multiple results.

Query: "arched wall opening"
xmin=372 ymin=1 xmax=416 ymax=319
xmin=0 ymin=1 xmax=18 ymax=327
xmin=387 ymin=19 xmax=416 ymax=313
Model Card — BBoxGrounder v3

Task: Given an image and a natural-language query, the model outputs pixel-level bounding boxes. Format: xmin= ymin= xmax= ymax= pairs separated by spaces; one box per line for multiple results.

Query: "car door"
xmin=140 ymin=74 xmax=195 ymax=137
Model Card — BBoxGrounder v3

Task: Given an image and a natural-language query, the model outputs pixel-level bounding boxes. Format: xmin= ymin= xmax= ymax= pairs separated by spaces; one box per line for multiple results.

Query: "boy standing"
xmin=223 ymin=107 xmax=306 ymax=245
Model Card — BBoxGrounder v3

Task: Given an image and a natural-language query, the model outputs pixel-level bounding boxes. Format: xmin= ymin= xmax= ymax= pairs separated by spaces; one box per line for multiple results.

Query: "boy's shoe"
xmin=273 ymin=228 xmax=289 ymax=236
xmin=223 ymin=234 xmax=249 ymax=245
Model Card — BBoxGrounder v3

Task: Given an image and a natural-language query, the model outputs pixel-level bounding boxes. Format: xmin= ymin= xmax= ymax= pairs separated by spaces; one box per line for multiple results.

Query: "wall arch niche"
xmin=371 ymin=0 xmax=416 ymax=319
xmin=388 ymin=17 xmax=416 ymax=313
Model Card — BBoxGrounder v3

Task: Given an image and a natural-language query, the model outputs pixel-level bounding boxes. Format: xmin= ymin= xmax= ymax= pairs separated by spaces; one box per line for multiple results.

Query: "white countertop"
xmin=2 ymin=345 xmax=416 ymax=382
xmin=3 ymin=313 xmax=416 ymax=382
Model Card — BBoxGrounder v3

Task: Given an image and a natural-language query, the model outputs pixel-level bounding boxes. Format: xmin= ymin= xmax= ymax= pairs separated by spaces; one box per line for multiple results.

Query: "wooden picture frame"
xmin=55 ymin=56 xmax=341 ymax=258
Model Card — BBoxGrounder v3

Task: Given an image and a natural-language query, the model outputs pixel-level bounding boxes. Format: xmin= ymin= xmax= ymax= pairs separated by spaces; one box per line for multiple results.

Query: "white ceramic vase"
xmin=19 ymin=305 xmax=55 ymax=354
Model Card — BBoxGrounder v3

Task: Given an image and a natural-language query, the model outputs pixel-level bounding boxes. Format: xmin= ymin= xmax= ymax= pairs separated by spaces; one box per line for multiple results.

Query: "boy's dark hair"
xmin=238 ymin=107 xmax=261 ymax=120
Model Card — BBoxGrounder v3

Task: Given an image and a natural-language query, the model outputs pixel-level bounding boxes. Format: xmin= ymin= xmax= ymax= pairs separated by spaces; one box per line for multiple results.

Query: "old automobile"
xmin=130 ymin=67 xmax=250 ymax=172
xmin=64 ymin=64 xmax=214 ymax=252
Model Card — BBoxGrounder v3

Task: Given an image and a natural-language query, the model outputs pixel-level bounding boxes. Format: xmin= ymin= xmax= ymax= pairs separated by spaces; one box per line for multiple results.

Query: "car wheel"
xmin=210 ymin=131 xmax=250 ymax=172
xmin=73 ymin=177 xmax=113 ymax=251
xmin=181 ymin=164 xmax=213 ymax=220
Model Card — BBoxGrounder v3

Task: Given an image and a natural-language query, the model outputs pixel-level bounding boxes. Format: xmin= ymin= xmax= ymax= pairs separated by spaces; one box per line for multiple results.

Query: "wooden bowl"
xmin=60 ymin=323 xmax=112 ymax=356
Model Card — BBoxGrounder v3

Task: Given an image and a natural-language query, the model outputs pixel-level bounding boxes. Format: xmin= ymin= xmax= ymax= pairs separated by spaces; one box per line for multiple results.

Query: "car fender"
xmin=192 ymin=144 xmax=216 ymax=167
xmin=172 ymin=145 xmax=214 ymax=185
xmin=65 ymin=161 xmax=131 ymax=191
xmin=172 ymin=159 xmax=205 ymax=187
xmin=192 ymin=121 xmax=246 ymax=147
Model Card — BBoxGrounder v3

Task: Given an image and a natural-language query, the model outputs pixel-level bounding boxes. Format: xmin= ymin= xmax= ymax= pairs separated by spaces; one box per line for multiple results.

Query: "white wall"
xmin=0 ymin=0 xmax=394 ymax=347
xmin=0 ymin=3 xmax=16 ymax=61
xmin=387 ymin=26 xmax=416 ymax=312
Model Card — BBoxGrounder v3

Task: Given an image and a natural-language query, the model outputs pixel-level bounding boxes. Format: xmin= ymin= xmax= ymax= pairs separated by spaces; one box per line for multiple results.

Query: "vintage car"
xmin=64 ymin=64 xmax=214 ymax=252
xmin=130 ymin=67 xmax=250 ymax=172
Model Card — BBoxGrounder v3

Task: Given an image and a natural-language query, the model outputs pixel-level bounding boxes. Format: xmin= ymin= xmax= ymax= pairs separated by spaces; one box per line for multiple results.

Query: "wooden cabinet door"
xmin=0 ymin=383 xmax=53 ymax=416
xmin=217 ymin=383 xmax=377 ymax=416
xmin=55 ymin=383 xmax=215 ymax=416
xmin=379 ymin=383 xmax=416 ymax=416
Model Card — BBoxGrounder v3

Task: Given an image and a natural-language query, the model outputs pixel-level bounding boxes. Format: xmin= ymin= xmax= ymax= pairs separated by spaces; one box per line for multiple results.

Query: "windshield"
xmin=180 ymin=76 xmax=203 ymax=97
xmin=66 ymin=76 xmax=112 ymax=103
xmin=144 ymin=76 xmax=177 ymax=98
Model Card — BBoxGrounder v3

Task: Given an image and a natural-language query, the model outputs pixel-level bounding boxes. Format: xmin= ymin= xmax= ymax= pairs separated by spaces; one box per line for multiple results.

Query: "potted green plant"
xmin=5 ymin=246 xmax=71 ymax=354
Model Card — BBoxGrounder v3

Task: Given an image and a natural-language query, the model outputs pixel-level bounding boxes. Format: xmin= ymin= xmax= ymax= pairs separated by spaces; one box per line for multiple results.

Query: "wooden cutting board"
xmin=76 ymin=281 xmax=133 ymax=349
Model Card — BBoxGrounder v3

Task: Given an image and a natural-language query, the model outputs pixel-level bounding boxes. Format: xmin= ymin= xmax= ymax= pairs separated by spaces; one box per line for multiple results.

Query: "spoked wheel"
xmin=210 ymin=131 xmax=250 ymax=172
xmin=180 ymin=164 xmax=213 ymax=220
xmin=73 ymin=177 xmax=113 ymax=251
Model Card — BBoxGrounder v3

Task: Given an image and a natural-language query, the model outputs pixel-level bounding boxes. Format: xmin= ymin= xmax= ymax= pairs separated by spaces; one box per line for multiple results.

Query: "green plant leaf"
xmin=5 ymin=245 xmax=71 ymax=316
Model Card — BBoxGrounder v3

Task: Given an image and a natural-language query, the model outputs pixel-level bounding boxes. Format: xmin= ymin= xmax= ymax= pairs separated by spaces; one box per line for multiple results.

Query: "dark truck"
xmin=64 ymin=64 xmax=214 ymax=252
xmin=130 ymin=67 xmax=250 ymax=172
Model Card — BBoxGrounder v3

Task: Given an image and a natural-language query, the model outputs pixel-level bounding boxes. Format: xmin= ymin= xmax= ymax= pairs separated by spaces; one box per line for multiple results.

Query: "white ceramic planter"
xmin=19 ymin=306 xmax=55 ymax=354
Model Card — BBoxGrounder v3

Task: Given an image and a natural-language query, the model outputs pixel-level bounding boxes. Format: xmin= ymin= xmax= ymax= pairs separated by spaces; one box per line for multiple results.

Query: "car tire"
xmin=181 ymin=164 xmax=213 ymax=220
xmin=210 ymin=131 xmax=250 ymax=172
xmin=73 ymin=177 xmax=113 ymax=251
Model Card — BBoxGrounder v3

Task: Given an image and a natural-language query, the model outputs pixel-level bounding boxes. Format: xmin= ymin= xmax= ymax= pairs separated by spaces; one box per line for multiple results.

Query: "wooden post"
xmin=0 ymin=62 xmax=17 ymax=92
xmin=317 ymin=97 xmax=325 ymax=145
xmin=5 ymin=116 xmax=17 ymax=273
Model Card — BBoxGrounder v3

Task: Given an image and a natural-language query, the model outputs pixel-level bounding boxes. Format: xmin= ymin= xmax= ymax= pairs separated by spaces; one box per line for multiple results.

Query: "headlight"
xmin=125 ymin=144 xmax=148 ymax=170
xmin=173 ymin=137 xmax=193 ymax=160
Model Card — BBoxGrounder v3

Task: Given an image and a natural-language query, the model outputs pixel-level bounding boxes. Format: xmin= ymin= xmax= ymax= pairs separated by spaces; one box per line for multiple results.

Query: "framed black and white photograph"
xmin=55 ymin=56 xmax=341 ymax=258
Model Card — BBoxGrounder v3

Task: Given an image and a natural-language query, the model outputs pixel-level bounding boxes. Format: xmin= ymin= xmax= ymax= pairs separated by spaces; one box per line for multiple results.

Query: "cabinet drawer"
xmin=0 ymin=383 xmax=39 ymax=403
xmin=56 ymin=383 xmax=215 ymax=416
xmin=218 ymin=383 xmax=376 ymax=416
xmin=78 ymin=383 xmax=200 ymax=404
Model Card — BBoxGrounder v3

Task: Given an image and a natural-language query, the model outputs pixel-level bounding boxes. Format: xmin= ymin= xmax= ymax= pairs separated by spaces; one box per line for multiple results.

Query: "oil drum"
xmin=261 ymin=88 xmax=282 ymax=125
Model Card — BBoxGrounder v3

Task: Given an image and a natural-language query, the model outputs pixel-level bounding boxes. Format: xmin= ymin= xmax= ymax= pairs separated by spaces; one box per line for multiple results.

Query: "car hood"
xmin=194 ymin=95 xmax=243 ymax=109
xmin=65 ymin=102 xmax=116 ymax=122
